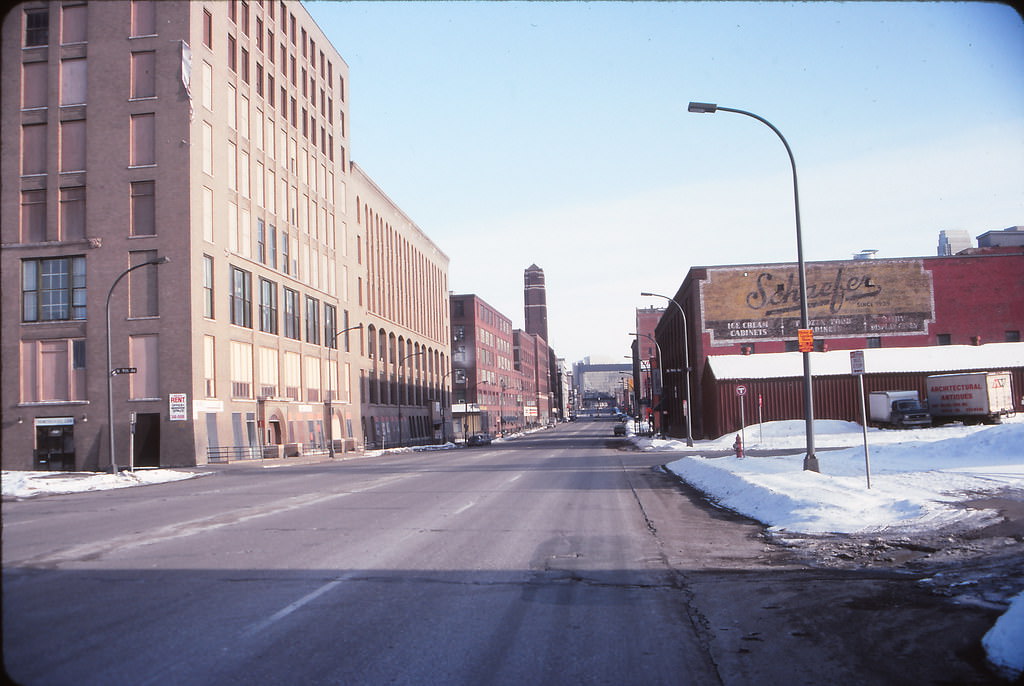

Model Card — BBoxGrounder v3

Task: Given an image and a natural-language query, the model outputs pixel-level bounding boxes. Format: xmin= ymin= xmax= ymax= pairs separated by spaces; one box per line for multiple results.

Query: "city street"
xmin=2 ymin=420 xmax=1003 ymax=685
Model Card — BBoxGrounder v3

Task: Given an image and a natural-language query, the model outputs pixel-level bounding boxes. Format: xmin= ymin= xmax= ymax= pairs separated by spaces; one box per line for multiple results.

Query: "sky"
xmin=305 ymin=1 xmax=1024 ymax=365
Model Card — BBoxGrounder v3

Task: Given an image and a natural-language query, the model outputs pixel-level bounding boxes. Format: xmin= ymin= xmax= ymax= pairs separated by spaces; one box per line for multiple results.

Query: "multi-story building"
xmin=632 ymin=306 xmax=664 ymax=426
xmin=514 ymin=329 xmax=550 ymax=428
xmin=350 ymin=163 xmax=450 ymax=448
xmin=2 ymin=1 xmax=449 ymax=470
xmin=450 ymin=294 xmax=515 ymax=437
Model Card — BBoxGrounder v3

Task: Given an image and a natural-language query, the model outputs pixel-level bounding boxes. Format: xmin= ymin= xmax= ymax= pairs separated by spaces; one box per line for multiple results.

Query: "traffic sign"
xmin=111 ymin=367 xmax=137 ymax=376
xmin=797 ymin=329 xmax=814 ymax=353
xmin=736 ymin=385 xmax=747 ymax=396
xmin=850 ymin=350 xmax=865 ymax=375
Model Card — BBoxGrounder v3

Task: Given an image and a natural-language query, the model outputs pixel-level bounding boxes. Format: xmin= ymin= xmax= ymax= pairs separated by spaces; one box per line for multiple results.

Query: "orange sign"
xmin=797 ymin=329 xmax=814 ymax=352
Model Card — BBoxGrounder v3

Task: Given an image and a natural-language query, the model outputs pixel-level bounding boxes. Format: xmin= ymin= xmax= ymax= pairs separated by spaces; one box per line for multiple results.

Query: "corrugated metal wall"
xmin=701 ymin=366 xmax=1023 ymax=439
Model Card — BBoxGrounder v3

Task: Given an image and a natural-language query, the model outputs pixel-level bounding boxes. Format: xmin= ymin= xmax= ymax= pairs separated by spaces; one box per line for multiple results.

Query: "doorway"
xmin=133 ymin=413 xmax=161 ymax=468
xmin=34 ymin=421 xmax=75 ymax=471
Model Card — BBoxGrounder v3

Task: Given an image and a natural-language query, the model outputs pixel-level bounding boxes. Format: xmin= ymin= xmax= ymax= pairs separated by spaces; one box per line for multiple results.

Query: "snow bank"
xmin=2 ymin=469 xmax=204 ymax=499
xmin=983 ymin=591 xmax=1024 ymax=680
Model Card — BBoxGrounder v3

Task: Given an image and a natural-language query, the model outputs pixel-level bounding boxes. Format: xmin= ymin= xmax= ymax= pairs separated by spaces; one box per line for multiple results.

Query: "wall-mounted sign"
xmin=700 ymin=260 xmax=935 ymax=345
xmin=169 ymin=393 xmax=188 ymax=421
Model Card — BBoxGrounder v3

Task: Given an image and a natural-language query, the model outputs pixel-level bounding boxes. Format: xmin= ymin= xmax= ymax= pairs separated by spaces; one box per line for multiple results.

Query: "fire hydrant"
xmin=733 ymin=434 xmax=744 ymax=458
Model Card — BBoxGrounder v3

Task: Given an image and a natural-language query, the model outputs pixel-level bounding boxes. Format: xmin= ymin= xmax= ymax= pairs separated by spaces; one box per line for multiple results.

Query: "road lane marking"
xmin=241 ymin=575 xmax=354 ymax=637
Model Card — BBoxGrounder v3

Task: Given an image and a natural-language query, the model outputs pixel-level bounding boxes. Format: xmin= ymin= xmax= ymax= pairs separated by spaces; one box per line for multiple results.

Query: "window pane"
xmin=131 ymin=51 xmax=156 ymax=98
xmin=22 ymin=124 xmax=47 ymax=175
xmin=131 ymin=181 xmax=156 ymax=235
xmin=60 ymin=120 xmax=86 ymax=172
xmin=25 ymin=8 xmax=49 ymax=47
xmin=22 ymin=62 xmax=48 ymax=108
xmin=60 ymin=59 xmax=87 ymax=105
xmin=60 ymin=187 xmax=86 ymax=241
xmin=21 ymin=189 xmax=47 ymax=243
xmin=131 ymin=0 xmax=156 ymax=36
xmin=129 ymin=335 xmax=160 ymax=399
xmin=130 ymin=114 xmax=156 ymax=166
xmin=61 ymin=4 xmax=87 ymax=44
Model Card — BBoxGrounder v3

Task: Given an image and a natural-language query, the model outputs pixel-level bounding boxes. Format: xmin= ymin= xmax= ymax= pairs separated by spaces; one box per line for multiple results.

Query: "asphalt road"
xmin=2 ymin=420 xmax=1006 ymax=685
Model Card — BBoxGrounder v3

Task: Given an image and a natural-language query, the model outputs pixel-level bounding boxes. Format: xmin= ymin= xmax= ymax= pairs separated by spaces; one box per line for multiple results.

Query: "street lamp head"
xmin=151 ymin=256 xmax=170 ymax=265
xmin=688 ymin=102 xmax=718 ymax=114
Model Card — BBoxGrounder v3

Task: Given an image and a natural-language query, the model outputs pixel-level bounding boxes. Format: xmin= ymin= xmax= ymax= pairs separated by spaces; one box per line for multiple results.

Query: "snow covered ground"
xmin=636 ymin=416 xmax=1024 ymax=679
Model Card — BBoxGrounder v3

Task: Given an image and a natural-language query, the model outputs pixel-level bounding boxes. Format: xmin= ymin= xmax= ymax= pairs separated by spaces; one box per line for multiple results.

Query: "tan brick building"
xmin=2 ymin=1 xmax=449 ymax=470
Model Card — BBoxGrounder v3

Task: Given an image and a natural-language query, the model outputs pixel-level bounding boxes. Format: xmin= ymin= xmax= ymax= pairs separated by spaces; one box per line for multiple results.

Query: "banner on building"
xmin=700 ymin=260 xmax=935 ymax=345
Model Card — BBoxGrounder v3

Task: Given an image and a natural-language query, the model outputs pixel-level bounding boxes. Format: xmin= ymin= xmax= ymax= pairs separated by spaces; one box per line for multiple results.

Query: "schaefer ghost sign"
xmin=700 ymin=260 xmax=934 ymax=345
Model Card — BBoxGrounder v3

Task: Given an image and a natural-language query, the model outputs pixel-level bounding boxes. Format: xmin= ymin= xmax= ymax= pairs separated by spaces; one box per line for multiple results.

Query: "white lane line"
xmin=242 ymin=575 xmax=353 ymax=637
xmin=453 ymin=501 xmax=476 ymax=516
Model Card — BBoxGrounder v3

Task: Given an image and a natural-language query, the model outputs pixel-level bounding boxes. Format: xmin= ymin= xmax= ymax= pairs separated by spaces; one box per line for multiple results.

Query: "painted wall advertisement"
xmin=700 ymin=260 xmax=935 ymax=345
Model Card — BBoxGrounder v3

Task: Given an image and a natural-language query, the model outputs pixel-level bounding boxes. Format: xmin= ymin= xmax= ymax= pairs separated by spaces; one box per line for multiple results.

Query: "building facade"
xmin=450 ymin=294 xmax=515 ymax=437
xmin=351 ymin=163 xmax=450 ymax=449
xmin=653 ymin=249 xmax=1024 ymax=439
xmin=2 ymin=1 xmax=450 ymax=470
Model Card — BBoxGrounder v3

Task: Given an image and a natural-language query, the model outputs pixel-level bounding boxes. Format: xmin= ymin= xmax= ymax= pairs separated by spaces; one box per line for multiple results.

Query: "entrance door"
xmin=133 ymin=413 xmax=161 ymax=468
xmin=34 ymin=424 xmax=75 ymax=471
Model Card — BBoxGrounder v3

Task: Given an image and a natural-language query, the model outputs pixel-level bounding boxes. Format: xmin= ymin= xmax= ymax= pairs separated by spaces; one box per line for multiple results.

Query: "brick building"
xmin=653 ymin=249 xmax=1024 ymax=439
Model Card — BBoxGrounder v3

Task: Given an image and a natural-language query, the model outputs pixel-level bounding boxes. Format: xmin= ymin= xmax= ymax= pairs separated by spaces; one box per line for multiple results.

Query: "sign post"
xmin=850 ymin=351 xmax=871 ymax=489
xmin=736 ymin=384 xmax=747 ymax=452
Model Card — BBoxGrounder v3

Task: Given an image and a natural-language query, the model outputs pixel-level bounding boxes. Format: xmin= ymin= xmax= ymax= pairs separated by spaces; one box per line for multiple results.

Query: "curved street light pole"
xmin=326 ymin=323 xmax=364 ymax=459
xmin=397 ymin=350 xmax=425 ymax=447
xmin=687 ymin=102 xmax=817 ymax=471
xmin=639 ymin=292 xmax=693 ymax=446
xmin=106 ymin=256 xmax=169 ymax=473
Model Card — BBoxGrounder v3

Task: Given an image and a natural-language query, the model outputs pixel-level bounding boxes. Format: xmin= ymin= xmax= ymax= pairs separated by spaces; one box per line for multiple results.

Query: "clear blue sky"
xmin=307 ymin=1 xmax=1024 ymax=365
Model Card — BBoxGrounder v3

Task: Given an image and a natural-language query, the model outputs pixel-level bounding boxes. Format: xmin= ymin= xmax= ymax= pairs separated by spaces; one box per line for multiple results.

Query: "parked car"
xmin=466 ymin=433 xmax=493 ymax=446
xmin=613 ymin=424 xmax=627 ymax=436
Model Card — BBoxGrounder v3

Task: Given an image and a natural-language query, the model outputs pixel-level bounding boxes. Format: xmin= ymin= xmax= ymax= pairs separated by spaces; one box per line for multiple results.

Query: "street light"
xmin=687 ymin=101 xmax=817 ymax=471
xmin=396 ymin=350 xmax=425 ymax=447
xmin=106 ymin=255 xmax=170 ymax=473
xmin=325 ymin=323 xmax=364 ymax=458
xmin=639 ymin=292 xmax=693 ymax=446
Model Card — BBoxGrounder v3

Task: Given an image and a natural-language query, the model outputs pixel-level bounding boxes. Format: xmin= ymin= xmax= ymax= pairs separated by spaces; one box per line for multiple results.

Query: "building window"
xmin=130 ymin=181 xmax=156 ymax=236
xmin=230 ymin=340 xmax=253 ymax=399
xmin=131 ymin=0 xmax=156 ymax=37
xmin=129 ymin=335 xmax=160 ymax=399
xmin=203 ymin=335 xmax=216 ymax=397
xmin=1006 ymin=331 xmax=1021 ymax=343
xmin=23 ymin=256 xmax=86 ymax=322
xmin=20 ymin=338 xmax=86 ymax=402
xmin=60 ymin=58 xmax=87 ymax=106
xmin=284 ymin=351 xmax=300 ymax=400
xmin=200 ymin=254 xmax=215 ymax=319
xmin=59 ymin=187 xmax=86 ymax=241
xmin=324 ymin=304 xmax=337 ymax=349
xmin=228 ymin=34 xmax=237 ymax=72
xmin=230 ymin=266 xmax=252 ymax=328
xmin=22 ymin=123 xmax=47 ymax=176
xmin=269 ymin=224 xmax=278 ymax=269
xmin=60 ymin=120 xmax=87 ymax=174
xmin=130 ymin=113 xmax=156 ymax=166
xmin=283 ymin=288 xmax=299 ymax=340
xmin=281 ymin=231 xmax=290 ymax=275
xmin=22 ymin=61 xmax=48 ymax=109
xmin=25 ymin=7 xmax=49 ymax=46
xmin=128 ymin=250 xmax=160 ymax=318
xmin=305 ymin=296 xmax=320 ymax=344
xmin=259 ymin=277 xmax=278 ymax=334
xmin=203 ymin=9 xmax=213 ymax=48
xmin=131 ymin=51 xmax=157 ymax=99
xmin=936 ymin=334 xmax=952 ymax=346
xmin=867 ymin=337 xmax=882 ymax=349
xmin=20 ymin=189 xmax=47 ymax=243
xmin=61 ymin=3 xmax=87 ymax=44
xmin=256 ymin=219 xmax=266 ymax=263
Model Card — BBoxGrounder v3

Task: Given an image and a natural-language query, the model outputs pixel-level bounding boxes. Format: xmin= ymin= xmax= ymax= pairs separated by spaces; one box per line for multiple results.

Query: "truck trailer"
xmin=868 ymin=390 xmax=932 ymax=429
xmin=926 ymin=371 xmax=1015 ymax=425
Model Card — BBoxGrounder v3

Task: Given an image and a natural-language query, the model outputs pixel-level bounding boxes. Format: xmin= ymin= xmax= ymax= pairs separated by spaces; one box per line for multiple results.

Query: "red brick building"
xmin=654 ymin=249 xmax=1024 ymax=439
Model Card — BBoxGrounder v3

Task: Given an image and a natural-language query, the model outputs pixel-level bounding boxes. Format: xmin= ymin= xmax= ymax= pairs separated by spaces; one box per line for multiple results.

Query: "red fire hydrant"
xmin=733 ymin=434 xmax=744 ymax=458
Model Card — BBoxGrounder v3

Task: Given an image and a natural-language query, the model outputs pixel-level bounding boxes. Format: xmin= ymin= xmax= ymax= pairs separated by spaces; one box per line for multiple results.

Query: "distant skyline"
xmin=308 ymin=1 xmax=1024 ymax=364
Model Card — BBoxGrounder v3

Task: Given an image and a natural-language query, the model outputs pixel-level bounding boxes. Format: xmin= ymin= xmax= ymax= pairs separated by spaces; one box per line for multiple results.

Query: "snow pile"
xmin=1 ymin=469 xmax=203 ymax=499
xmin=983 ymin=590 xmax=1024 ymax=680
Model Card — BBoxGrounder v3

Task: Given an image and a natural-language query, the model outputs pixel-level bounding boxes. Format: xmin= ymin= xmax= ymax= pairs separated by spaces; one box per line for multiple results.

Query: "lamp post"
xmin=639 ymin=292 xmax=693 ymax=446
xmin=325 ymin=323 xmax=364 ymax=458
xmin=106 ymin=255 xmax=169 ymax=473
xmin=687 ymin=102 xmax=817 ymax=470
xmin=396 ymin=350 xmax=425 ymax=447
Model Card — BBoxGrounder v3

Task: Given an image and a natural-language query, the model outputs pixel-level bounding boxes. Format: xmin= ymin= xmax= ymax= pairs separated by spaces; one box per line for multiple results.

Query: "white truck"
xmin=926 ymin=371 xmax=1015 ymax=425
xmin=868 ymin=390 xmax=932 ymax=429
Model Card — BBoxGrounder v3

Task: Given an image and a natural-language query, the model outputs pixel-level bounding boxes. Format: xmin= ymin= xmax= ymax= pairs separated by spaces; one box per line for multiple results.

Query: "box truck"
xmin=926 ymin=371 xmax=1015 ymax=425
xmin=868 ymin=390 xmax=932 ymax=428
